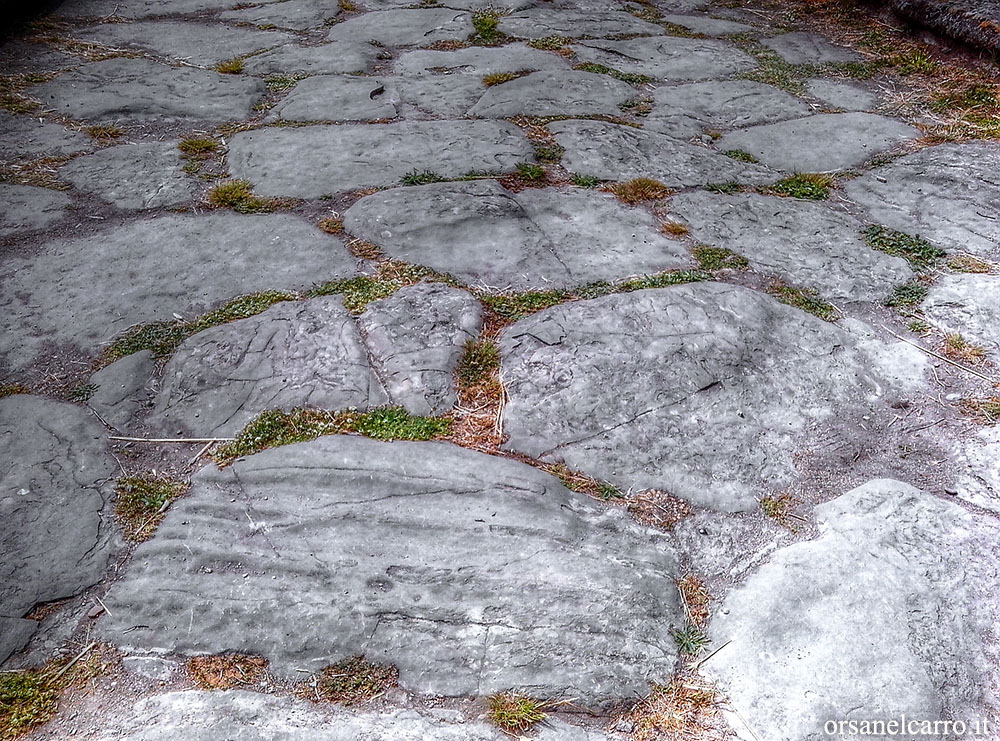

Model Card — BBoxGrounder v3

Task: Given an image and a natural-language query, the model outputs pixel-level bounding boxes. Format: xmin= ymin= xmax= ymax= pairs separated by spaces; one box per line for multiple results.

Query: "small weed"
xmin=948 ymin=254 xmax=993 ymax=273
xmin=622 ymin=677 xmax=719 ymax=739
xmin=661 ymin=221 xmax=689 ymax=238
xmin=526 ymin=35 xmax=572 ymax=51
xmin=68 ymin=383 xmax=98 ymax=402
xmin=318 ymin=217 xmax=344 ymax=234
xmin=605 ymin=177 xmax=670 ymax=204
xmin=470 ymin=10 xmax=507 ymax=45
xmin=571 ymin=174 xmax=601 ymax=188
xmin=532 ymin=142 xmax=564 ymax=163
xmin=308 ymin=262 xmax=449 ymax=313
xmin=628 ymin=3 xmax=663 ymax=22
xmin=598 ymin=269 xmax=707 ymax=295
xmin=188 ymin=654 xmax=269 ymax=690
xmin=456 ymin=338 xmax=499 ymax=389
xmin=544 ymin=463 xmax=622 ymax=500
xmin=573 ymin=62 xmax=652 ymax=86
xmin=515 ymin=161 xmax=545 ymax=181
xmin=767 ymin=282 xmax=837 ymax=321
xmin=85 ymin=124 xmax=123 ymax=140
xmin=760 ymin=492 xmax=800 ymax=527
xmin=115 ymin=474 xmax=189 ymax=541
xmin=400 ymin=169 xmax=447 ymax=186
xmin=338 ymin=0 xmax=357 ymax=10
xmin=266 ymin=74 xmax=303 ymax=92
xmin=310 ymin=656 xmax=397 ymax=705
xmin=723 ymin=149 xmax=758 ymax=163
xmin=671 ymin=624 xmax=708 ymax=656
xmin=767 ymin=173 xmax=832 ymax=200
xmin=0 ymin=669 xmax=58 ymax=739
xmin=961 ymin=396 xmax=1000 ymax=423
xmin=619 ymin=97 xmax=653 ymax=116
xmin=354 ymin=406 xmax=452 ymax=441
xmin=693 ymin=245 xmax=748 ymax=271
xmin=208 ymin=179 xmax=283 ymax=213
xmin=908 ymin=318 xmax=931 ymax=335
xmin=942 ymin=333 xmax=986 ymax=365
xmin=482 ymin=69 xmax=533 ymax=86
xmin=863 ymin=226 xmax=945 ymax=272
xmin=891 ymin=48 xmax=938 ymax=75
xmin=885 ymin=281 xmax=928 ymax=309
xmin=216 ymin=57 xmax=244 ymax=74
xmin=704 ymin=181 xmax=745 ymax=195
xmin=480 ymin=290 xmax=568 ymax=320
xmin=487 ymin=692 xmax=549 ymax=734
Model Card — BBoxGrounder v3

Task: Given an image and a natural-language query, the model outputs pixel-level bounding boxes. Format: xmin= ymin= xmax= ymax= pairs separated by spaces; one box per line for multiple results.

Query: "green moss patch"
xmin=885 ymin=281 xmax=929 ymax=309
xmin=207 ymin=179 xmax=287 ymax=213
xmin=766 ymin=173 xmax=833 ymax=200
xmin=573 ymin=61 xmax=653 ymax=86
xmin=693 ymin=245 xmax=749 ymax=271
xmin=863 ymin=225 xmax=945 ymax=271
xmin=470 ymin=10 xmax=507 ymax=45
xmin=115 ymin=474 xmax=189 ymax=542
xmin=311 ymin=657 xmax=398 ymax=705
xmin=766 ymin=282 xmax=838 ymax=321
xmin=0 ymin=670 xmax=58 ymax=740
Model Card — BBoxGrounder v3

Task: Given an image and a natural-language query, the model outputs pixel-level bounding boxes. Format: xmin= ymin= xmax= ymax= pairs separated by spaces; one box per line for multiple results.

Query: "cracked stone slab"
xmin=762 ymin=31 xmax=862 ymax=64
xmin=220 ymin=0 xmax=342 ymax=30
xmin=89 ymin=351 xmax=156 ymax=432
xmin=0 ymin=213 xmax=356 ymax=369
xmin=844 ymin=142 xmax=1000 ymax=255
xmin=100 ymin=436 xmax=682 ymax=702
xmin=358 ymin=282 xmax=483 ymax=416
xmin=955 ymin=427 xmax=1000 ymax=513
xmin=148 ymin=297 xmax=388 ymax=438
xmin=573 ymin=36 xmax=757 ymax=81
xmin=68 ymin=20 xmax=295 ymax=67
xmin=499 ymin=282 xmax=901 ymax=511
xmin=93 ymin=691 xmax=611 ymax=740
xmin=0 ymin=396 xmax=116 ymax=646
xmin=499 ymin=8 xmax=663 ymax=38
xmin=344 ymin=180 xmax=693 ymax=290
xmin=0 ymin=111 xmax=91 ymax=164
xmin=659 ymin=14 xmax=752 ymax=35
xmin=804 ymin=78 xmax=878 ymax=111
xmin=59 ymin=142 xmax=196 ymax=210
xmin=0 ymin=183 xmax=71 ymax=237
xmin=227 ymin=121 xmax=531 ymax=198
xmin=393 ymin=44 xmax=571 ymax=76
xmin=326 ymin=9 xmax=473 ymax=46
xmin=242 ymin=41 xmax=377 ymax=76
xmin=549 ymin=119 xmax=777 ymax=188
xmin=28 ymin=58 xmax=265 ymax=122
xmin=668 ymin=191 xmax=912 ymax=302
xmin=708 ymin=479 xmax=1000 ymax=740
xmin=717 ymin=112 xmax=919 ymax=172
xmin=921 ymin=273 xmax=1000 ymax=362
xmin=644 ymin=80 xmax=811 ymax=139
xmin=467 ymin=70 xmax=634 ymax=118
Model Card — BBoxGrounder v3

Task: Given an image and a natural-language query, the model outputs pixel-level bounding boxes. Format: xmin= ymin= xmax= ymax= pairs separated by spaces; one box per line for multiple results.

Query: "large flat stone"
xmin=0 ymin=396 xmax=116 ymax=629
xmin=148 ymin=297 xmax=388 ymax=437
xmin=499 ymin=283 xmax=900 ymax=511
xmin=921 ymin=273 xmax=1000 ymax=362
xmin=499 ymin=8 xmax=663 ymax=38
xmin=68 ymin=20 xmax=294 ymax=67
xmin=55 ymin=0 xmax=285 ymax=19
xmin=804 ymin=78 xmax=878 ymax=112
xmin=0 ymin=111 xmax=91 ymax=164
xmin=0 ymin=183 xmax=71 ymax=237
xmin=0 ymin=213 xmax=356 ymax=369
xmin=0 ymin=617 xmax=37 ymax=665
xmin=707 ymin=479 xmax=1000 ymax=740
xmin=468 ymin=70 xmax=634 ymax=118
xmin=220 ymin=0 xmax=341 ymax=30
xmin=28 ymin=58 xmax=264 ymax=122
xmin=326 ymin=9 xmax=472 ymax=46
xmin=659 ymin=13 xmax=751 ymax=35
xmin=242 ymin=41 xmax=377 ymax=76
xmin=668 ymin=191 xmax=912 ymax=302
xmin=393 ymin=44 xmax=570 ymax=76
xmin=762 ymin=31 xmax=862 ymax=64
xmin=645 ymin=80 xmax=811 ymax=139
xmin=227 ymin=121 xmax=531 ymax=198
xmin=717 ymin=112 xmax=919 ymax=172
xmin=89 ymin=351 xmax=156 ymax=432
xmin=574 ymin=36 xmax=757 ymax=81
xmin=955 ymin=427 xmax=1000 ymax=513
xmin=59 ymin=142 xmax=196 ymax=210
xmin=549 ymin=119 xmax=776 ymax=187
xmin=100 ymin=436 xmax=682 ymax=702
xmin=344 ymin=181 xmax=693 ymax=290
xmin=844 ymin=142 xmax=1000 ymax=255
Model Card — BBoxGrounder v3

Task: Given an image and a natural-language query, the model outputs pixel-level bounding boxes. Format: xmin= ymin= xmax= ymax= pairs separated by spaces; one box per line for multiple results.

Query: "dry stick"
xmin=188 ymin=440 xmax=216 ymax=465
xmin=134 ymin=500 xmax=171 ymax=538
xmin=95 ymin=595 xmax=112 ymax=617
xmin=110 ymin=436 xmax=234 ymax=443
xmin=882 ymin=326 xmax=1000 ymax=385
xmin=693 ymin=639 xmax=732 ymax=671
xmin=47 ymin=641 xmax=97 ymax=685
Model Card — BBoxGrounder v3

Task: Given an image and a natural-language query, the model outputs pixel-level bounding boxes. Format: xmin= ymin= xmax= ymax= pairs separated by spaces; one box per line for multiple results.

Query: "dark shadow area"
xmin=0 ymin=0 xmax=65 ymax=41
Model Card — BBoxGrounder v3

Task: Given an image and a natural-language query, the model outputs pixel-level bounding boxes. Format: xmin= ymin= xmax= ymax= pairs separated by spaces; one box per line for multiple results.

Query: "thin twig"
xmin=95 ymin=595 xmax=112 ymax=617
xmin=693 ymin=639 xmax=732 ymax=670
xmin=47 ymin=641 xmax=97 ymax=685
xmin=134 ymin=500 xmax=170 ymax=537
xmin=188 ymin=440 xmax=215 ymax=465
xmin=882 ymin=326 xmax=1000 ymax=385
xmin=110 ymin=436 xmax=234 ymax=443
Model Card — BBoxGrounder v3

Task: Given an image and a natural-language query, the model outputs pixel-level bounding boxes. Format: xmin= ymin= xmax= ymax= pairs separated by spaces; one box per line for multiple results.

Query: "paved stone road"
xmin=2 ymin=0 xmax=1000 ymax=738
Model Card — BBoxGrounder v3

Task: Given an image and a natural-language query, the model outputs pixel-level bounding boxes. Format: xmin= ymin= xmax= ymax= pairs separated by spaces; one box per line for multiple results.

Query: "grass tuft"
xmin=941 ymin=333 xmax=986 ymax=365
xmin=621 ymin=677 xmax=719 ymax=741
xmin=515 ymin=161 xmax=545 ymax=181
xmin=310 ymin=656 xmax=397 ymax=705
xmin=318 ymin=217 xmax=344 ymax=234
xmin=208 ymin=179 xmax=284 ymax=213
xmin=767 ymin=173 xmax=833 ymax=200
xmin=188 ymin=654 xmax=268 ymax=690
xmin=115 ymin=474 xmax=189 ymax=541
xmin=178 ymin=138 xmax=220 ymax=156
xmin=216 ymin=57 xmax=244 ymax=74
xmin=68 ymin=383 xmax=98 ymax=402
xmin=947 ymin=254 xmax=993 ymax=273
xmin=885 ymin=281 xmax=928 ymax=309
xmin=671 ymin=624 xmax=709 ymax=655
xmin=863 ymin=226 xmax=945 ymax=272
xmin=891 ymin=48 xmax=938 ymax=75
xmin=571 ymin=174 xmax=601 ymax=188
xmin=482 ymin=69 xmax=533 ymax=86
xmin=0 ymin=670 xmax=58 ymax=739
xmin=84 ymin=124 xmax=123 ymax=140
xmin=766 ymin=282 xmax=837 ymax=321
xmin=605 ymin=177 xmax=670 ymax=204
xmin=723 ymin=149 xmax=758 ymax=163
xmin=456 ymin=338 xmax=499 ymax=389
xmin=400 ymin=169 xmax=447 ymax=186
xmin=961 ymin=396 xmax=1000 ymax=423
xmin=470 ymin=9 xmax=507 ymax=45
xmin=760 ymin=492 xmax=801 ymax=529
xmin=661 ymin=221 xmax=689 ymax=238
xmin=487 ymin=692 xmax=549 ymax=734
xmin=693 ymin=245 xmax=748 ymax=271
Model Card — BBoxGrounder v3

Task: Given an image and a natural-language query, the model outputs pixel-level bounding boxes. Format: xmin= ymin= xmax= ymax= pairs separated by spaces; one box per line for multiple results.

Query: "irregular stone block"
xmin=101 ymin=437 xmax=682 ymax=702
xmin=922 ymin=273 xmax=1000 ymax=362
xmin=708 ymin=479 xmax=1000 ymax=740
xmin=0 ymin=617 xmax=37 ymax=665
xmin=804 ymin=78 xmax=878 ymax=111
xmin=0 ymin=111 xmax=91 ymax=164
xmin=468 ymin=70 xmax=634 ymax=118
xmin=89 ymin=350 xmax=156 ymax=432
xmin=55 ymin=0 xmax=284 ymax=19
xmin=394 ymin=44 xmax=570 ymax=76
xmin=344 ymin=180 xmax=693 ymax=290
xmin=499 ymin=8 xmax=663 ymax=38
xmin=221 ymin=0 xmax=341 ymax=30
xmin=327 ymin=9 xmax=472 ymax=46
xmin=227 ymin=121 xmax=532 ymax=197
xmin=717 ymin=112 xmax=919 ymax=172
xmin=0 ymin=183 xmax=70 ymax=237
xmin=954 ymin=427 xmax=1000 ymax=513
xmin=499 ymin=283 xmax=900 ymax=511
xmin=762 ymin=31 xmax=862 ymax=64
xmin=574 ymin=36 xmax=757 ymax=81
xmin=242 ymin=41 xmax=377 ymax=76
xmin=659 ymin=13 xmax=751 ymax=35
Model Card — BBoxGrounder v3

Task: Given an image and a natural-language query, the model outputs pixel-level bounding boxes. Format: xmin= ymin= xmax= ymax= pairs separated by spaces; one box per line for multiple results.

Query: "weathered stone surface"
xmin=955 ymin=427 xmax=1000 ymax=513
xmin=0 ymin=112 xmax=91 ymax=164
xmin=668 ymin=191 xmax=912 ymax=302
xmin=0 ymin=396 xmax=116 ymax=625
xmin=0 ymin=213 xmax=356 ymax=368
xmin=221 ymin=0 xmax=341 ymax=30
xmin=89 ymin=351 xmax=156 ymax=432
xmin=227 ymin=121 xmax=531 ymax=198
xmin=242 ymin=41 xmax=377 ymax=76
xmin=0 ymin=617 xmax=37 ymax=665
xmin=59 ymin=142 xmax=196 ymax=210
xmin=394 ymin=44 xmax=570 ymax=76
xmin=717 ymin=112 xmax=919 ymax=172
xmin=708 ymin=479 xmax=1000 ymax=740
xmin=101 ymin=436 xmax=682 ymax=701
xmin=468 ymin=70 xmax=634 ymax=118
xmin=121 ymin=656 xmax=181 ymax=682
xmin=327 ymin=9 xmax=472 ymax=46
xmin=499 ymin=283 xmax=897 ymax=511
xmin=0 ymin=183 xmax=71 ymax=237
xmin=344 ymin=180 xmax=693 ymax=290
xmin=550 ymin=119 xmax=776 ymax=187
xmin=922 ymin=273 xmax=1000 ymax=361
xmin=574 ymin=37 xmax=757 ymax=81
xmin=55 ymin=0 xmax=283 ymax=19
xmin=0 ymin=40 xmax=75 ymax=74
xmin=645 ymin=80 xmax=811 ymax=138
xmin=762 ymin=31 xmax=862 ymax=64
xmin=148 ymin=297 xmax=387 ymax=437
xmin=804 ymin=78 xmax=877 ymax=111
xmin=674 ymin=512 xmax=784 ymax=580
xmin=659 ymin=13 xmax=752 ymax=35
xmin=499 ymin=8 xmax=663 ymax=38
xmin=69 ymin=20 xmax=294 ymax=67
xmin=358 ymin=283 xmax=482 ymax=416
xmin=28 ymin=58 xmax=264 ymax=122
xmin=844 ymin=142 xmax=1000 ymax=255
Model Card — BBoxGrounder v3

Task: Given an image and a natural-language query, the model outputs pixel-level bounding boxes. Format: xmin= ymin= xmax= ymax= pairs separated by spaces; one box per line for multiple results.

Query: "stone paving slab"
xmin=220 ymin=0 xmax=342 ymax=30
xmin=499 ymin=283 xmax=900 ymax=511
xmin=88 ymin=351 xmax=156 ymax=432
xmin=921 ymin=273 xmax=1000 ymax=363
xmin=0 ymin=111 xmax=91 ymax=164
xmin=100 ymin=436 xmax=682 ymax=701
xmin=0 ymin=183 xmax=71 ymax=237
xmin=762 ymin=30 xmax=862 ymax=64
xmin=468 ymin=70 xmax=635 ymax=118
xmin=327 ymin=9 xmax=473 ymax=46
xmin=708 ymin=479 xmax=1000 ymax=740
xmin=227 ymin=121 xmax=532 ymax=198
xmin=28 ymin=58 xmax=265 ymax=122
xmin=955 ymin=428 xmax=1000 ymax=513
xmin=59 ymin=141 xmax=196 ymax=210
xmin=550 ymin=119 xmax=777 ymax=187
xmin=668 ymin=191 xmax=913 ymax=302
xmin=844 ymin=141 xmax=1000 ymax=255
xmin=717 ymin=112 xmax=919 ymax=172
xmin=344 ymin=180 xmax=693 ymax=289
xmin=54 ymin=0 xmax=285 ymax=19
xmin=0 ymin=40 xmax=76 ymax=74
xmin=499 ymin=8 xmax=664 ymax=38
xmin=242 ymin=40 xmax=377 ymax=76
xmin=393 ymin=44 xmax=571 ymax=76
xmin=0 ymin=395 xmax=116 ymax=657
xmin=804 ymin=78 xmax=878 ymax=111
xmin=574 ymin=36 xmax=757 ymax=81
xmin=659 ymin=13 xmax=752 ymax=35
xmin=0 ymin=213 xmax=356 ymax=368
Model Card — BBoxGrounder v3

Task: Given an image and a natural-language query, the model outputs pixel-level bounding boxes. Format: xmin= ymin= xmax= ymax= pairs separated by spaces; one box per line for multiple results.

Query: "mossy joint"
xmin=115 ymin=473 xmax=189 ymax=542
xmin=766 ymin=281 xmax=838 ymax=322
xmin=487 ymin=692 xmax=550 ymax=734
xmin=766 ymin=173 xmax=833 ymax=200
xmin=308 ymin=656 xmax=398 ymax=705
xmin=863 ymin=225 xmax=945 ymax=272
xmin=692 ymin=245 xmax=749 ymax=271
xmin=605 ymin=177 xmax=671 ymax=204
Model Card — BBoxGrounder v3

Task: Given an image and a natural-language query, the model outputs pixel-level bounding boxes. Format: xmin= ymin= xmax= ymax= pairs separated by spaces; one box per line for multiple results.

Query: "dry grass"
xmin=760 ymin=492 xmax=802 ymax=529
xmin=605 ymin=177 xmax=672 ymax=204
xmin=948 ymin=254 xmax=994 ymax=273
xmin=487 ymin=692 xmax=551 ymax=734
xmin=961 ymin=396 xmax=1000 ymax=423
xmin=941 ymin=333 xmax=987 ymax=365
xmin=318 ymin=217 xmax=344 ymax=235
xmin=661 ymin=221 xmax=690 ymax=238
xmin=345 ymin=238 xmax=383 ymax=260
xmin=677 ymin=575 xmax=710 ymax=628
xmin=84 ymin=124 xmax=123 ymax=140
xmin=114 ymin=474 xmax=189 ymax=542
xmin=216 ymin=57 xmax=244 ymax=74
xmin=187 ymin=654 xmax=269 ymax=690
xmin=627 ymin=489 xmax=693 ymax=530
xmin=307 ymin=656 xmax=397 ymax=705
xmin=619 ymin=676 xmax=724 ymax=741
xmin=542 ymin=462 xmax=622 ymax=500
xmin=482 ymin=69 xmax=533 ymax=86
